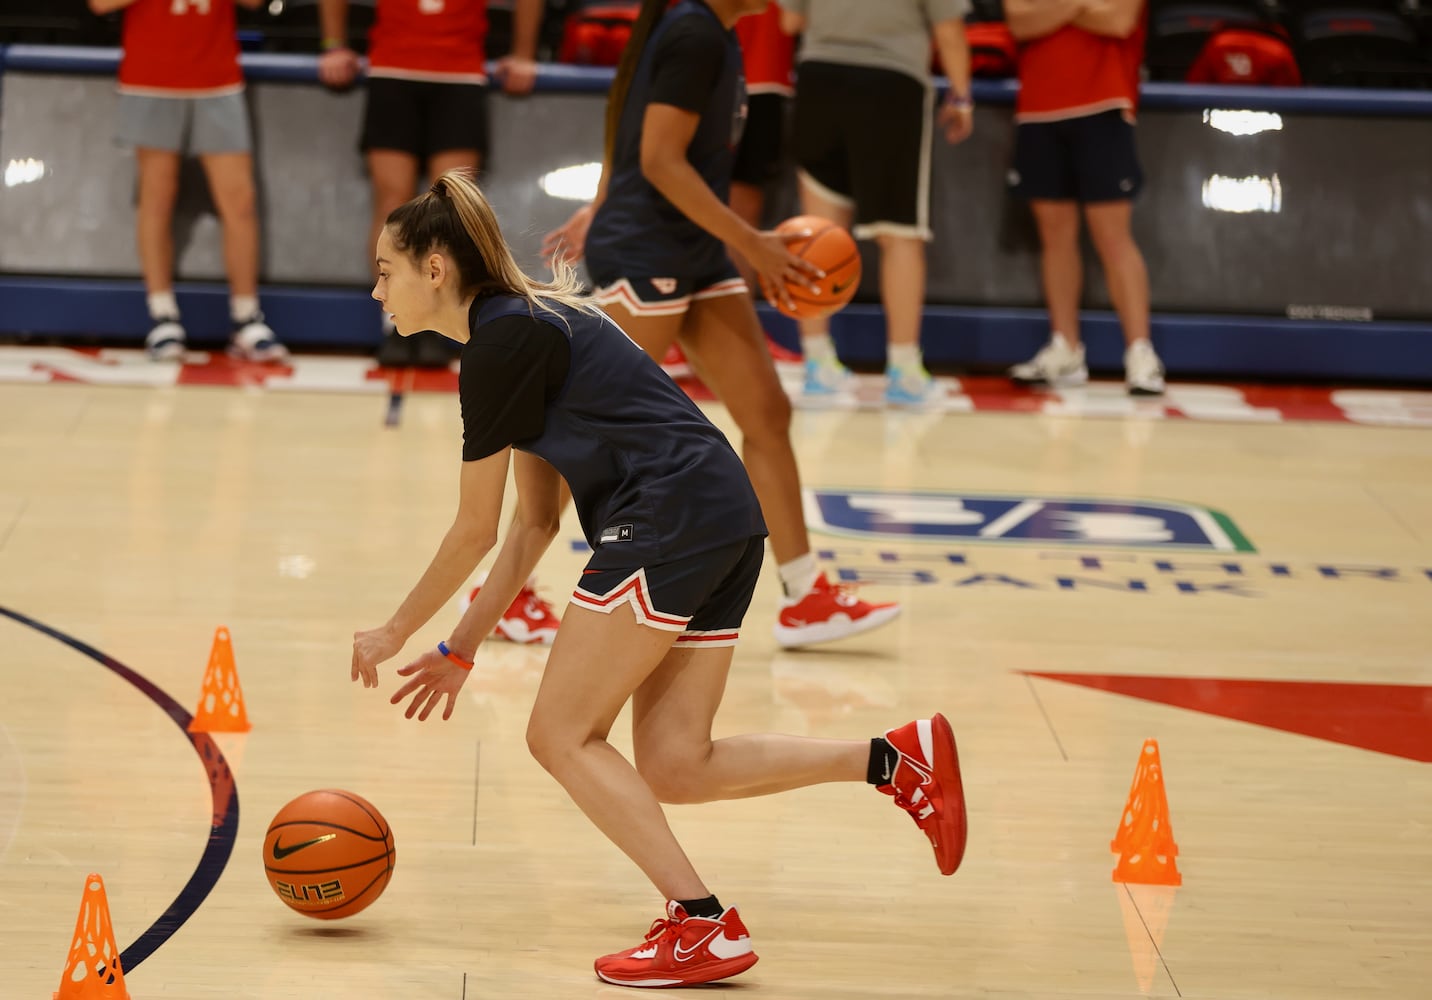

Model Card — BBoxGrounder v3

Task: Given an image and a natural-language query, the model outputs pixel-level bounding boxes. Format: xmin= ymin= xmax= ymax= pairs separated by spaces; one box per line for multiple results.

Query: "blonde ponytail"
xmin=386 ymin=168 xmax=597 ymax=319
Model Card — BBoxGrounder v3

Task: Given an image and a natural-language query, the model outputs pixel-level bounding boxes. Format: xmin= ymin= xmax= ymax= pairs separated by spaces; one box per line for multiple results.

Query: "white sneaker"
xmin=145 ymin=318 xmax=187 ymax=362
xmin=1008 ymin=333 xmax=1087 ymax=387
xmin=802 ymin=356 xmax=855 ymax=397
xmin=230 ymin=315 xmax=290 ymax=363
xmin=1124 ymin=338 xmax=1165 ymax=396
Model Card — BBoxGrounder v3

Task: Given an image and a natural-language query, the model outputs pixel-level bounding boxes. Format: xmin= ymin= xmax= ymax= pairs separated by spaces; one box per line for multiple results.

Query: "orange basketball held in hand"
xmin=758 ymin=216 xmax=862 ymax=321
xmin=263 ymin=789 xmax=396 ymax=920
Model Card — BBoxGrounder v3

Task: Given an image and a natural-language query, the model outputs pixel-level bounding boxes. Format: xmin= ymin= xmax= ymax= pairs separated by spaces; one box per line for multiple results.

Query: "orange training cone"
xmin=54 ymin=873 xmax=130 ymax=1000
xmin=1112 ymin=813 xmax=1183 ymax=886
xmin=188 ymin=625 xmax=252 ymax=733
xmin=1110 ymin=738 xmax=1178 ymax=857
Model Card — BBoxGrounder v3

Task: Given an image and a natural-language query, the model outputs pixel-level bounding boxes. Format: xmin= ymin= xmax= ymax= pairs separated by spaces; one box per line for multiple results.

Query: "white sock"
xmin=230 ymin=294 xmax=260 ymax=324
xmin=147 ymin=291 xmax=179 ymax=321
xmin=803 ymin=333 xmax=836 ymax=363
xmin=888 ymin=343 xmax=922 ymax=373
xmin=778 ymin=553 xmax=819 ymax=599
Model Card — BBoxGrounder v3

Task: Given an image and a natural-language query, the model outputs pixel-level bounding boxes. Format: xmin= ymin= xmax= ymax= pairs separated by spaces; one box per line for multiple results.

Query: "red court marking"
xmin=1028 ymin=672 xmax=1432 ymax=762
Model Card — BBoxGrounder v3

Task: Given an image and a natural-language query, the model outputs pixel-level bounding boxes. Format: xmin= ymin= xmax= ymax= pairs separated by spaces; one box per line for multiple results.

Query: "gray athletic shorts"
xmin=115 ymin=91 xmax=252 ymax=154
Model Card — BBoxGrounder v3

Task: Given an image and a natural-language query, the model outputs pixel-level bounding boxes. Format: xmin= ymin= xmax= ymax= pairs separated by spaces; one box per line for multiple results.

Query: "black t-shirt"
xmin=460 ymin=315 xmax=570 ymax=462
xmin=648 ymin=12 xmax=729 ymax=114
xmin=583 ymin=0 xmax=746 ymax=283
xmin=458 ymin=295 xmax=766 ymax=565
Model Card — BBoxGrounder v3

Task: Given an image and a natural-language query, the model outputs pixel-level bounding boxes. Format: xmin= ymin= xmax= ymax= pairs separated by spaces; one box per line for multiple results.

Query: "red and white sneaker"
xmin=773 ymin=572 xmax=900 ymax=648
xmin=463 ymin=576 xmax=560 ymax=645
xmin=660 ymin=344 xmax=692 ymax=379
xmin=879 ymin=713 xmax=968 ymax=876
xmin=594 ymin=901 xmax=758 ymax=988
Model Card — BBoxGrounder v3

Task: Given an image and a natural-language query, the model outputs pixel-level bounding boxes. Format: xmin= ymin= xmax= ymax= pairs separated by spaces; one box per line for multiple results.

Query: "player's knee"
xmin=216 ymin=182 xmax=257 ymax=224
xmin=636 ymin=746 xmax=711 ymax=804
xmin=525 ymin=715 xmax=570 ymax=773
xmin=736 ymin=383 xmax=792 ymax=440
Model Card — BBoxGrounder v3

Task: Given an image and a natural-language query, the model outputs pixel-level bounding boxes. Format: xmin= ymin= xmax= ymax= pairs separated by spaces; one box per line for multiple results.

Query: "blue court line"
xmin=0 ymin=605 xmax=239 ymax=972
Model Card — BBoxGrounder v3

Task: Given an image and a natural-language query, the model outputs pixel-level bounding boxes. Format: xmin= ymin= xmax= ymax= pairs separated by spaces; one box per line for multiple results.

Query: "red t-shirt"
xmin=1015 ymin=13 xmax=1146 ymax=123
xmin=735 ymin=2 xmax=794 ymax=96
xmin=368 ymin=0 xmax=489 ymax=83
xmin=118 ymin=0 xmax=243 ymax=96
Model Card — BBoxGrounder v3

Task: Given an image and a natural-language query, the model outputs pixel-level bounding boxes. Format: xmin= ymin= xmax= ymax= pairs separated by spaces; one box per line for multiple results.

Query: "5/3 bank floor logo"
xmin=805 ymin=489 xmax=1254 ymax=552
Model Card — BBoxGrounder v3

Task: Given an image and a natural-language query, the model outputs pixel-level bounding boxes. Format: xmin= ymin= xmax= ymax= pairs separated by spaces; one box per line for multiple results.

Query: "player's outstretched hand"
xmin=541 ymin=204 xmax=596 ymax=265
xmin=352 ymin=625 xmax=402 ymax=688
xmin=390 ymin=649 xmax=470 ymax=722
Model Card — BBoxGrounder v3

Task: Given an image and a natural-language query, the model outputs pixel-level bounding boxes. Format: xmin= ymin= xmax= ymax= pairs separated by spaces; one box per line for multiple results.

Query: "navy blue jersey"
xmin=461 ymin=294 xmax=766 ymax=566
xmin=584 ymin=0 xmax=747 ymax=283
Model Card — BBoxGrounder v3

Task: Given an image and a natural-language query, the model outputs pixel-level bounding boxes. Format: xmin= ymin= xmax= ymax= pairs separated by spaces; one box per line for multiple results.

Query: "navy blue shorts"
xmin=1010 ymin=110 xmax=1143 ymax=203
xmin=570 ymin=535 xmax=765 ymax=647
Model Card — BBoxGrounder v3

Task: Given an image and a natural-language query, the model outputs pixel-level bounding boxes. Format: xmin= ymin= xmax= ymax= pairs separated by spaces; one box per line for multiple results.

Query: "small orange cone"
xmin=1112 ymin=740 xmax=1182 ymax=886
xmin=188 ymin=626 xmax=252 ymax=733
xmin=54 ymin=873 xmax=130 ymax=1000
xmin=1110 ymin=738 xmax=1178 ymax=857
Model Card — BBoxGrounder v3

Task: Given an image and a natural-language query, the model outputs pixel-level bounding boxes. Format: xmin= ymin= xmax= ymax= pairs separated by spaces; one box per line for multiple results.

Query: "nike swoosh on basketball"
xmin=272 ymin=833 xmax=337 ymax=860
xmin=673 ymin=925 xmax=727 ymax=962
xmin=830 ymin=278 xmax=855 ymax=295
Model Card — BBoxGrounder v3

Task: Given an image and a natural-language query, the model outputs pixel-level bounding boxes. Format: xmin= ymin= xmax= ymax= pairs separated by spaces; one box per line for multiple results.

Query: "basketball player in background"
xmin=541 ymin=0 xmax=903 ymax=648
xmin=87 ymin=0 xmax=289 ymax=363
xmin=1004 ymin=0 xmax=1165 ymax=395
xmin=780 ymin=0 xmax=974 ymax=406
xmin=350 ymin=168 xmax=968 ymax=987
xmin=317 ymin=0 xmax=544 ymax=368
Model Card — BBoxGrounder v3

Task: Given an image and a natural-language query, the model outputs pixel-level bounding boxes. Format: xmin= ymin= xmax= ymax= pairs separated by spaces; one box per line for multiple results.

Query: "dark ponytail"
xmin=604 ymin=0 xmax=669 ymax=164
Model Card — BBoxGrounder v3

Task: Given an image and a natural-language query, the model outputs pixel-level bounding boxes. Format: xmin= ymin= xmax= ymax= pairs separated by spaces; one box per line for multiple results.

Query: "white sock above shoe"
xmin=147 ymin=290 xmax=179 ymax=321
xmin=230 ymin=294 xmax=260 ymax=324
xmin=778 ymin=553 xmax=819 ymax=599
xmin=803 ymin=333 xmax=837 ymax=363
xmin=888 ymin=343 xmax=923 ymax=373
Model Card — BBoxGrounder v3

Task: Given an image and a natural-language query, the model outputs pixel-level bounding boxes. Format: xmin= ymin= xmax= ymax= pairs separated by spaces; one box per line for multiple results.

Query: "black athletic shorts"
xmin=1009 ymin=109 xmax=1143 ymax=203
xmin=731 ymin=92 xmax=788 ymax=186
xmin=793 ymin=60 xmax=933 ymax=239
xmin=571 ymin=535 xmax=765 ymax=647
xmin=359 ymin=76 xmax=490 ymax=159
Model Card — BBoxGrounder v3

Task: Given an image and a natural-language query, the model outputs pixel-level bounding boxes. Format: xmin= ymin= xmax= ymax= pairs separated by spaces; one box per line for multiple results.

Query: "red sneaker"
xmin=464 ymin=577 xmax=560 ymax=645
xmin=879 ymin=713 xmax=968 ymax=875
xmin=594 ymin=901 xmax=758 ymax=988
xmin=660 ymin=344 xmax=692 ymax=379
xmin=773 ymin=572 xmax=900 ymax=648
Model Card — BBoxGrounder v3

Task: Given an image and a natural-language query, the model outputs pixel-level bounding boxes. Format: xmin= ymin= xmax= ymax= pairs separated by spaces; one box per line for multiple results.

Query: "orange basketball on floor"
xmin=759 ymin=215 xmax=862 ymax=321
xmin=263 ymin=789 xmax=395 ymax=920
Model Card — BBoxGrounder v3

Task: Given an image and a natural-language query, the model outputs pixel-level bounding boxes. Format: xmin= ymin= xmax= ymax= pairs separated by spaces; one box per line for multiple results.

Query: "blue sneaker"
xmin=885 ymin=366 xmax=942 ymax=407
xmin=803 ymin=357 xmax=855 ymax=397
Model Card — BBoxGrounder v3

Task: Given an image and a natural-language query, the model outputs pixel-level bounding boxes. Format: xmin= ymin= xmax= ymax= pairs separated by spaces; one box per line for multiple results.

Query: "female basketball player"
xmin=350 ymin=169 xmax=967 ymax=988
xmin=541 ymin=0 xmax=901 ymax=649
